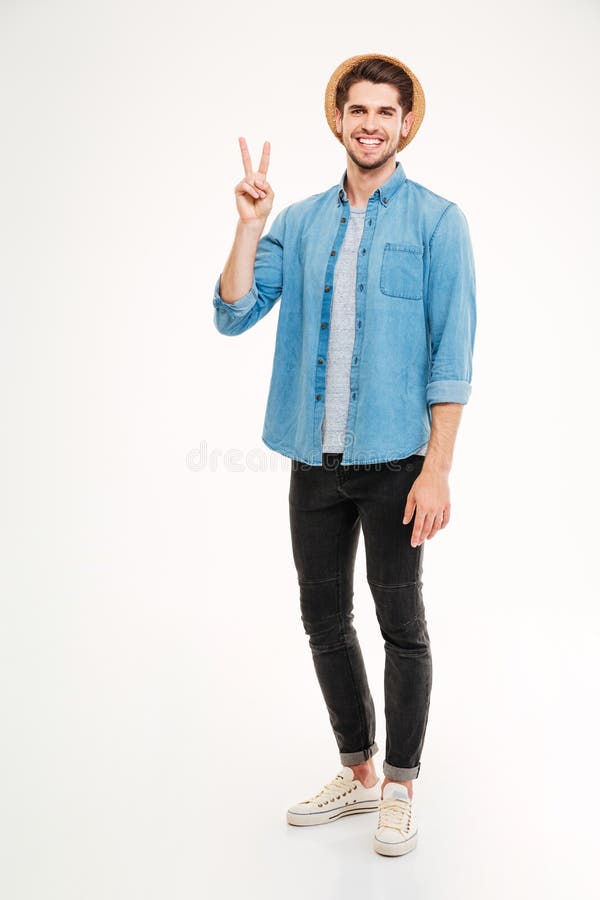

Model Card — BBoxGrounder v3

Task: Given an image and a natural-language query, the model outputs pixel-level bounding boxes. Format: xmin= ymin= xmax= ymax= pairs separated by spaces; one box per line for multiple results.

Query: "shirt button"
xmin=359 ymin=284 xmax=364 ymax=292
xmin=324 ymin=286 xmax=331 ymax=292
xmin=383 ymin=197 xmax=388 ymax=203
xmin=321 ymin=322 xmax=328 ymax=329
xmin=317 ymin=358 xmax=324 ymax=364
xmin=341 ymin=217 xmax=346 ymax=223
xmin=352 ymin=392 xmax=357 ymax=400
xmin=330 ymin=250 xmax=336 ymax=256
xmin=361 ymin=248 xmax=366 ymax=255
xmin=368 ymin=219 xmax=372 ymax=226
xmin=316 ymin=394 xmax=322 ymax=400
xmin=357 ymin=321 xmax=362 ymax=328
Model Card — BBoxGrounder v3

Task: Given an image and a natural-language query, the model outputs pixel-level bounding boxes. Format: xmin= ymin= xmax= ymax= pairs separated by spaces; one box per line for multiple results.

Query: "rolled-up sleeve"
xmin=425 ymin=202 xmax=477 ymax=407
xmin=213 ymin=279 xmax=258 ymax=316
xmin=212 ymin=207 xmax=287 ymax=336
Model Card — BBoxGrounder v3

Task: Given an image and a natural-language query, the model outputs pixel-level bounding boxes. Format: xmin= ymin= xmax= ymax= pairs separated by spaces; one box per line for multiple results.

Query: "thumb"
xmin=403 ymin=496 xmax=415 ymax=525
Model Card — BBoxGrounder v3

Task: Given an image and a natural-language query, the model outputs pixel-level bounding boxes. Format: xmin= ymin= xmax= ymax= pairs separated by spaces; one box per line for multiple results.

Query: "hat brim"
xmin=324 ymin=53 xmax=426 ymax=153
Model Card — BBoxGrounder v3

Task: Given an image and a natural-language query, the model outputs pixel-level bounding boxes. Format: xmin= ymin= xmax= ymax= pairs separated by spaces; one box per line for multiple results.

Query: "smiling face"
xmin=335 ymin=80 xmax=414 ymax=170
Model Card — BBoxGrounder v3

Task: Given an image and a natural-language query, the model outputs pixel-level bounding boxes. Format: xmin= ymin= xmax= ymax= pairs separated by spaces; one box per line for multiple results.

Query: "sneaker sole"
xmin=373 ymin=830 xmax=418 ymax=856
xmin=287 ymin=799 xmax=380 ymax=827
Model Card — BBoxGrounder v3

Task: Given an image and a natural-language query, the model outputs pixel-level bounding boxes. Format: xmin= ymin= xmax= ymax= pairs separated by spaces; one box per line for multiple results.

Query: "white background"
xmin=1 ymin=1 xmax=599 ymax=897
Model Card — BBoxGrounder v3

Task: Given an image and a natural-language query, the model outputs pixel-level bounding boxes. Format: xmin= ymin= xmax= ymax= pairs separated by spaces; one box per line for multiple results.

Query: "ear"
xmin=334 ymin=107 xmax=343 ymax=135
xmin=402 ymin=109 xmax=415 ymax=136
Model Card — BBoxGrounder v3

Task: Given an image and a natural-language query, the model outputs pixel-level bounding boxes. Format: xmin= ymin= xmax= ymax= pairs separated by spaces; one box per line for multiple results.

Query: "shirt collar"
xmin=337 ymin=159 xmax=407 ymax=207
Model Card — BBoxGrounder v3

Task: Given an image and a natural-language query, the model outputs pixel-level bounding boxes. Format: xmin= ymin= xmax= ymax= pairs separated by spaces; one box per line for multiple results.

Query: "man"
xmin=212 ymin=53 xmax=477 ymax=857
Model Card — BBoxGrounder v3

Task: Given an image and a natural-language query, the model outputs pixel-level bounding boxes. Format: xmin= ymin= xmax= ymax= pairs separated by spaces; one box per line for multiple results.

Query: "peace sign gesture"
xmin=234 ymin=137 xmax=274 ymax=225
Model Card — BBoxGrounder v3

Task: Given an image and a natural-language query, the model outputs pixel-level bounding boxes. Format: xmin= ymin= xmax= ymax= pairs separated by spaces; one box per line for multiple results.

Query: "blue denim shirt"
xmin=212 ymin=160 xmax=476 ymax=465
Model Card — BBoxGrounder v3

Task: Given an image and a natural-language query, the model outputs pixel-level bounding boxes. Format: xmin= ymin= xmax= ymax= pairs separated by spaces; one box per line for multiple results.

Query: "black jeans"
xmin=288 ymin=451 xmax=432 ymax=781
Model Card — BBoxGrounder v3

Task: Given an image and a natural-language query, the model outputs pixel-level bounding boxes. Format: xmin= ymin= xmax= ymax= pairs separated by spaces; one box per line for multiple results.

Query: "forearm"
xmin=219 ymin=219 xmax=266 ymax=303
xmin=421 ymin=402 xmax=464 ymax=476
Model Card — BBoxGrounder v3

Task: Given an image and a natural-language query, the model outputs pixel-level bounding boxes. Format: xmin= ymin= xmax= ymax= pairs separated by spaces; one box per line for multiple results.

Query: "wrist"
xmin=237 ymin=217 xmax=266 ymax=235
xmin=421 ymin=457 xmax=451 ymax=477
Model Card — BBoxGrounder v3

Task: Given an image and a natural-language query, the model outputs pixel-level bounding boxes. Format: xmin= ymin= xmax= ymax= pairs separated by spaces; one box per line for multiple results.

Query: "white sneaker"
xmin=287 ymin=765 xmax=381 ymax=826
xmin=373 ymin=782 xmax=418 ymax=856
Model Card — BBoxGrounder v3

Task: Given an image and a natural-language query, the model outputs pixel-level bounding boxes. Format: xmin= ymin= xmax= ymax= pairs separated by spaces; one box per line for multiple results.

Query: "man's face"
xmin=335 ymin=81 xmax=414 ymax=171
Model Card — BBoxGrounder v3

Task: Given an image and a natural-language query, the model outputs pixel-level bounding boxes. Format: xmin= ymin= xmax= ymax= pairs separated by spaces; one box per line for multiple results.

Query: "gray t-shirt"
xmin=321 ymin=204 xmax=428 ymax=456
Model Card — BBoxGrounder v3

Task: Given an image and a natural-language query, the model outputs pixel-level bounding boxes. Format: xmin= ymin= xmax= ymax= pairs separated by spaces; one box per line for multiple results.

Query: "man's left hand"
xmin=403 ymin=468 xmax=451 ymax=547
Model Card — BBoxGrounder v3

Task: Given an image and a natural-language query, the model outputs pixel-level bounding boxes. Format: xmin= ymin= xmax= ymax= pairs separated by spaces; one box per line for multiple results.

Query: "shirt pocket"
xmin=380 ymin=242 xmax=424 ymax=300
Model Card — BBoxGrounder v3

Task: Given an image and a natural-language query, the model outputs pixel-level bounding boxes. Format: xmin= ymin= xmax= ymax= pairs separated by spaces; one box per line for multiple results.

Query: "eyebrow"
xmin=347 ymin=104 xmax=397 ymax=112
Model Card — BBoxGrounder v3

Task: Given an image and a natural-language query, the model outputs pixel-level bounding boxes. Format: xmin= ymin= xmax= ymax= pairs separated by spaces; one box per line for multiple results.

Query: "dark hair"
xmin=335 ymin=58 xmax=414 ymax=117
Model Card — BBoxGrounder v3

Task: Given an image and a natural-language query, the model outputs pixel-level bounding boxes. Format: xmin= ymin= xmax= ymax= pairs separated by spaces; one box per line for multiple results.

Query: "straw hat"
xmin=324 ymin=53 xmax=426 ymax=153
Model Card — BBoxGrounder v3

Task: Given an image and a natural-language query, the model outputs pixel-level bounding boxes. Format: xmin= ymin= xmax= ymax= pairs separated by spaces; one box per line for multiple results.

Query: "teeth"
xmin=358 ymin=138 xmax=381 ymax=145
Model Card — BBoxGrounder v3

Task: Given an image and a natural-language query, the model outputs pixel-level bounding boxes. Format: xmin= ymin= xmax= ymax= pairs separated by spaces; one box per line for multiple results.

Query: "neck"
xmin=343 ymin=156 xmax=397 ymax=208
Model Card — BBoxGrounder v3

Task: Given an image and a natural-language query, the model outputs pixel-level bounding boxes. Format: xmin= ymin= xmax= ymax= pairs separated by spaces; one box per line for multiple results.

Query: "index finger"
xmin=257 ymin=140 xmax=270 ymax=176
xmin=411 ymin=511 xmax=426 ymax=547
xmin=238 ymin=136 xmax=253 ymax=178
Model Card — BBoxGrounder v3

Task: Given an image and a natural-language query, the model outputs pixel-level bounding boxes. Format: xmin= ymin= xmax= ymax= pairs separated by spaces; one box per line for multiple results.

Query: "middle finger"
xmin=239 ymin=136 xmax=254 ymax=178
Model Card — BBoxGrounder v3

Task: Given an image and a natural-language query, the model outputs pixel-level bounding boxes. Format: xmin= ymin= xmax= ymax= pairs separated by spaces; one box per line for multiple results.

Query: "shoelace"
xmin=377 ymin=796 xmax=412 ymax=833
xmin=306 ymin=774 xmax=358 ymax=807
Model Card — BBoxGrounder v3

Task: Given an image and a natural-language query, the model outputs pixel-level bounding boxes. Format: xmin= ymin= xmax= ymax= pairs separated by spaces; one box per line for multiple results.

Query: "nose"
xmin=364 ymin=110 xmax=379 ymax=131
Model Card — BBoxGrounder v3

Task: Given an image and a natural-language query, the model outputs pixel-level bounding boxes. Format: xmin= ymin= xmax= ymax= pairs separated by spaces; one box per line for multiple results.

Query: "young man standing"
xmin=212 ymin=54 xmax=477 ymax=857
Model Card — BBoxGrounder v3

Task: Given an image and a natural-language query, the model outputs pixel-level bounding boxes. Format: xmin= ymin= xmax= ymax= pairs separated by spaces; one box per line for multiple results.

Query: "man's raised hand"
xmin=234 ymin=137 xmax=274 ymax=224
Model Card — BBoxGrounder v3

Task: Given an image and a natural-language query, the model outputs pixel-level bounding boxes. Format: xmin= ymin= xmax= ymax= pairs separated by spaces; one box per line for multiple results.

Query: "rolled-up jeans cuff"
xmin=339 ymin=741 xmax=379 ymax=765
xmin=383 ymin=760 xmax=421 ymax=780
